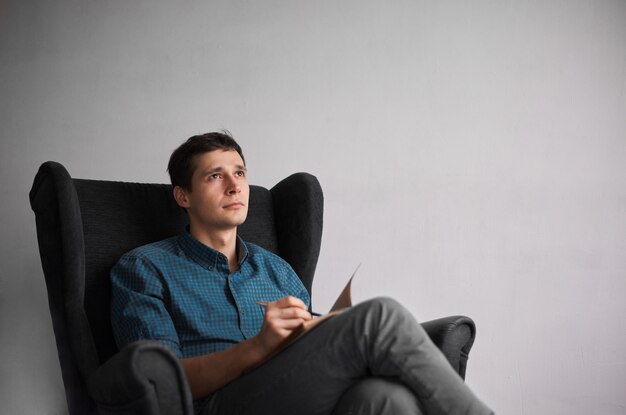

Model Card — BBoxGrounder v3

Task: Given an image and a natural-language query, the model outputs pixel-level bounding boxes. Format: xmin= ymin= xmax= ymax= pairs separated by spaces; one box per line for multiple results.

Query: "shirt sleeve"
xmin=110 ymin=254 xmax=183 ymax=358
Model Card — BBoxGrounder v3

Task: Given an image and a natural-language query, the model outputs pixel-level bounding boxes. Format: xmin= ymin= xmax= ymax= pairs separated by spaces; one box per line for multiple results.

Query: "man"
xmin=111 ymin=132 xmax=493 ymax=415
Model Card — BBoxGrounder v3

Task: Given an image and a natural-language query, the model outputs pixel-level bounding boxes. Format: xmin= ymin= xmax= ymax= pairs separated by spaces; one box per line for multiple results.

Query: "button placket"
xmin=228 ymin=274 xmax=247 ymax=338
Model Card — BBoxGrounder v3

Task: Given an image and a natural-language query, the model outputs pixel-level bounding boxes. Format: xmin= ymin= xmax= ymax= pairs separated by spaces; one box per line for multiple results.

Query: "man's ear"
xmin=173 ymin=186 xmax=191 ymax=209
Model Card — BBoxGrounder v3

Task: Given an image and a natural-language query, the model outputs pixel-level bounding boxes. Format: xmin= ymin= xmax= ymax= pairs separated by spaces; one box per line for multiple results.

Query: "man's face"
xmin=175 ymin=149 xmax=249 ymax=232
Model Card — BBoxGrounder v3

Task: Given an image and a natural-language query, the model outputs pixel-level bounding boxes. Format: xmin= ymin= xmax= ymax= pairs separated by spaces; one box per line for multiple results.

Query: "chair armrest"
xmin=421 ymin=315 xmax=476 ymax=380
xmin=86 ymin=340 xmax=193 ymax=415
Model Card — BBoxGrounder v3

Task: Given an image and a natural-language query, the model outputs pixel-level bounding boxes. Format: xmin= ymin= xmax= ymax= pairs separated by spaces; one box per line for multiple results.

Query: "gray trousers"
xmin=200 ymin=297 xmax=493 ymax=415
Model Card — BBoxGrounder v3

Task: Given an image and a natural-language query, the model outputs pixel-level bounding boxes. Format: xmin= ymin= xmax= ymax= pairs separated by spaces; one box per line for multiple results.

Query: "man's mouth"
xmin=223 ymin=201 xmax=245 ymax=209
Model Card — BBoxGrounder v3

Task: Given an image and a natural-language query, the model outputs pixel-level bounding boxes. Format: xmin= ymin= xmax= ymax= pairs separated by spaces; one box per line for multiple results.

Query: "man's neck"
xmin=189 ymin=225 xmax=239 ymax=272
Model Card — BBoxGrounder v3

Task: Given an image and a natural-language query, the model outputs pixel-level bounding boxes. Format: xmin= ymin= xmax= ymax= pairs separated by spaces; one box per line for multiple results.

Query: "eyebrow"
xmin=201 ymin=164 xmax=247 ymax=175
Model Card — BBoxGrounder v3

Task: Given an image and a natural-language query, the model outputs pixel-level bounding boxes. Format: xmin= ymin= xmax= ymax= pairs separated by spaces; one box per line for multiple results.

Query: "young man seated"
xmin=110 ymin=132 xmax=493 ymax=415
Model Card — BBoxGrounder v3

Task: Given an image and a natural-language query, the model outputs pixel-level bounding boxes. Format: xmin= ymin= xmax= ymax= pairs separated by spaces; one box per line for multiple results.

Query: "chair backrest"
xmin=30 ymin=161 xmax=323 ymax=414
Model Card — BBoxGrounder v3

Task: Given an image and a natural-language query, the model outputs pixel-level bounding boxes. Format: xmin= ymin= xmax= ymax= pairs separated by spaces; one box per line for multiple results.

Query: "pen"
xmin=256 ymin=300 xmax=322 ymax=317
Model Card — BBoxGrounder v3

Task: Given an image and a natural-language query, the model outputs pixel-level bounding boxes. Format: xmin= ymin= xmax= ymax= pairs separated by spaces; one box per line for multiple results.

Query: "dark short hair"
xmin=167 ymin=131 xmax=245 ymax=191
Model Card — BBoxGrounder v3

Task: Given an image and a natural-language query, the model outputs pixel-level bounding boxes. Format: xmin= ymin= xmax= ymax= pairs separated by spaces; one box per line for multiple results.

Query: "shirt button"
xmin=241 ymin=310 xmax=246 ymax=315
xmin=208 ymin=266 xmax=213 ymax=270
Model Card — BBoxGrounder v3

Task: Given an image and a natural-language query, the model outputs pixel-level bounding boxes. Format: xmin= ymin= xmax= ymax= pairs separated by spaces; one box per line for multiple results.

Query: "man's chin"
xmin=233 ymin=212 xmax=249 ymax=227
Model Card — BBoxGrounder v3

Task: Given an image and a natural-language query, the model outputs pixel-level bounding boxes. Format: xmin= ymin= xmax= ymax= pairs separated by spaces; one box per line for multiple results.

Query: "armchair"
xmin=30 ymin=161 xmax=476 ymax=414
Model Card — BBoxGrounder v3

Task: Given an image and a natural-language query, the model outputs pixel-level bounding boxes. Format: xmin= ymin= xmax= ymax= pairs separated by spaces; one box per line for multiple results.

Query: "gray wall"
xmin=1 ymin=1 xmax=625 ymax=414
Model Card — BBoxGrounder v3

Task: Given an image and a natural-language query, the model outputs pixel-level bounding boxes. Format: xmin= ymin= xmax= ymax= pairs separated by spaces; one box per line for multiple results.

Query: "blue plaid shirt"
xmin=110 ymin=231 xmax=311 ymax=358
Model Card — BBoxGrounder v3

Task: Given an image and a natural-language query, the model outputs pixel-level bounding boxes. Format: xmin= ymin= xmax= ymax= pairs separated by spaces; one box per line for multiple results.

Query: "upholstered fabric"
xmin=421 ymin=315 xmax=476 ymax=379
xmin=269 ymin=173 xmax=323 ymax=305
xmin=86 ymin=341 xmax=192 ymax=414
xmin=30 ymin=161 xmax=326 ymax=414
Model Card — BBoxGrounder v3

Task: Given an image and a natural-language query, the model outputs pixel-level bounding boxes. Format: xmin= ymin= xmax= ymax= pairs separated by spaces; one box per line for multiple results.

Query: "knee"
xmin=352 ymin=297 xmax=427 ymax=341
xmin=362 ymin=297 xmax=417 ymax=322
xmin=371 ymin=296 xmax=403 ymax=309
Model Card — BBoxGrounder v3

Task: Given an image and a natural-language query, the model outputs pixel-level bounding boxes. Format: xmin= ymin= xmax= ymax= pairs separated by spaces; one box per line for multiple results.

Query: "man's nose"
xmin=225 ymin=175 xmax=241 ymax=194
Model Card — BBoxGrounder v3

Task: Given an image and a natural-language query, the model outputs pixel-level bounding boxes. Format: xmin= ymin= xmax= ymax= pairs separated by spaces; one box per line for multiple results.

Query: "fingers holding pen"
xmin=273 ymin=296 xmax=309 ymax=312
xmin=261 ymin=296 xmax=312 ymax=322
xmin=255 ymin=296 xmax=312 ymax=353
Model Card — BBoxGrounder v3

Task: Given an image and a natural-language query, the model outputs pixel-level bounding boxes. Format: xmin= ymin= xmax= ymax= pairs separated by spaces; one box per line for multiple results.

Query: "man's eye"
xmin=209 ymin=173 xmax=221 ymax=180
xmin=235 ymin=171 xmax=246 ymax=177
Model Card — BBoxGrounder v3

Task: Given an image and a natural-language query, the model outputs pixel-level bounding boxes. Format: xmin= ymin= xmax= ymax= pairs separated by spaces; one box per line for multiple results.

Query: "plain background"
xmin=1 ymin=1 xmax=625 ymax=414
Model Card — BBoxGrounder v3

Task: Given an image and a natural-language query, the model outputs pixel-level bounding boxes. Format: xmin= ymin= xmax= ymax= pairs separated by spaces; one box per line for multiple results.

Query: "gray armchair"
xmin=30 ymin=161 xmax=476 ymax=414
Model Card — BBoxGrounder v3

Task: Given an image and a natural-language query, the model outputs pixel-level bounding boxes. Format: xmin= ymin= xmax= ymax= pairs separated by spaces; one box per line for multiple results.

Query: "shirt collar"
xmin=178 ymin=227 xmax=249 ymax=271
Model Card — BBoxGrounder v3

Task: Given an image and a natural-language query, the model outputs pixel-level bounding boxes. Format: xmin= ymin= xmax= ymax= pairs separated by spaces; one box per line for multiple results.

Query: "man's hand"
xmin=254 ymin=296 xmax=312 ymax=355
xmin=182 ymin=296 xmax=311 ymax=400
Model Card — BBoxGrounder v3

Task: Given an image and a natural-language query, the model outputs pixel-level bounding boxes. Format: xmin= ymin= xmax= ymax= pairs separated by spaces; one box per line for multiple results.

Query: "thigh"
xmin=331 ymin=377 xmax=423 ymax=415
